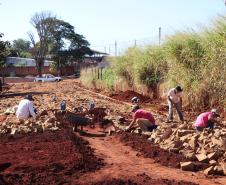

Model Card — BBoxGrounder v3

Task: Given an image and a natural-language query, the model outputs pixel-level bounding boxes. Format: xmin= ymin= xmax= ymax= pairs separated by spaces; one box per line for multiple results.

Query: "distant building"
xmin=6 ymin=57 xmax=53 ymax=67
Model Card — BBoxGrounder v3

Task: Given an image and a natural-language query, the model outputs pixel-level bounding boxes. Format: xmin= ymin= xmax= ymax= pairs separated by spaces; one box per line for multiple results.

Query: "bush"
xmin=80 ymin=15 xmax=226 ymax=109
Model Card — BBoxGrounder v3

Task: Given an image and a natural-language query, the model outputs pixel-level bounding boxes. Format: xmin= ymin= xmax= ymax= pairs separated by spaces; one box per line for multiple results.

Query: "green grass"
xmin=80 ymin=15 xmax=226 ymax=109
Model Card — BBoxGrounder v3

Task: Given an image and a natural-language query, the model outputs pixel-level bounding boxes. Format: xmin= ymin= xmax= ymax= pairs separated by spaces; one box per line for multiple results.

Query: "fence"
xmin=0 ymin=62 xmax=99 ymax=77
xmin=0 ymin=66 xmax=75 ymax=77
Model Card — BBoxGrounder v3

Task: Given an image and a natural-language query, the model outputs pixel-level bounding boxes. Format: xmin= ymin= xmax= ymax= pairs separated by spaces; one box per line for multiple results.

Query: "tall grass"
xmin=80 ymin=67 xmax=116 ymax=91
xmin=80 ymin=15 xmax=226 ymax=109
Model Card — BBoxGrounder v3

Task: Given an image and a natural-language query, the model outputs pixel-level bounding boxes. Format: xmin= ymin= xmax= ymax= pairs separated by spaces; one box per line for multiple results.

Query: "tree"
xmin=48 ymin=19 xmax=93 ymax=75
xmin=0 ymin=33 xmax=10 ymax=87
xmin=29 ymin=11 xmax=56 ymax=77
xmin=0 ymin=33 xmax=9 ymax=63
xmin=29 ymin=11 xmax=93 ymax=76
xmin=9 ymin=38 xmax=31 ymax=58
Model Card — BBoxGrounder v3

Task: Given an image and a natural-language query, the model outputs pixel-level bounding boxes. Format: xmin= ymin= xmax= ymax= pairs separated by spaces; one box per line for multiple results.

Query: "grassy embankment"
xmin=81 ymin=16 xmax=226 ymax=110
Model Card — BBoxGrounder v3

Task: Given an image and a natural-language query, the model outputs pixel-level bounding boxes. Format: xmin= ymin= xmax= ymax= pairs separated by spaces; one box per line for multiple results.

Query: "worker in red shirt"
xmin=125 ymin=105 xmax=157 ymax=132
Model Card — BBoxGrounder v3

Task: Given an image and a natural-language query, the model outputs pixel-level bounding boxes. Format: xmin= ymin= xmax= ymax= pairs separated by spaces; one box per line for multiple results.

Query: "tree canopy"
xmin=29 ymin=11 xmax=93 ymax=76
xmin=8 ymin=38 xmax=31 ymax=58
xmin=0 ymin=33 xmax=9 ymax=66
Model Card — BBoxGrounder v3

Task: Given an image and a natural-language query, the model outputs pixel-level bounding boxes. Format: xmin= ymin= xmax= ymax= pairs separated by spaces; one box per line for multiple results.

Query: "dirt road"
xmin=72 ymin=128 xmax=225 ymax=185
xmin=0 ymin=80 xmax=226 ymax=185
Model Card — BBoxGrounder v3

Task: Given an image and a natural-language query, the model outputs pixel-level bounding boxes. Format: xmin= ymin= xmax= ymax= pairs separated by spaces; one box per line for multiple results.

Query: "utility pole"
xmin=115 ymin=40 xmax=117 ymax=56
xmin=104 ymin=47 xmax=106 ymax=54
xmin=109 ymin=46 xmax=111 ymax=56
xmin=158 ymin=27 xmax=162 ymax=46
xmin=134 ymin=39 xmax=137 ymax=47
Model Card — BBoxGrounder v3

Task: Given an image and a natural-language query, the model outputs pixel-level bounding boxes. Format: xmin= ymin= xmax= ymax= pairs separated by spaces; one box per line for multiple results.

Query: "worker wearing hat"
xmin=194 ymin=109 xmax=220 ymax=131
xmin=16 ymin=94 xmax=37 ymax=121
xmin=125 ymin=105 xmax=157 ymax=133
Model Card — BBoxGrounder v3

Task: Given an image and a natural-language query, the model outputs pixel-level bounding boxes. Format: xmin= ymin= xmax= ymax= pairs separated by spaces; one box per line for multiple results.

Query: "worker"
xmin=167 ymin=85 xmax=184 ymax=123
xmin=131 ymin=96 xmax=140 ymax=105
xmin=125 ymin=105 xmax=157 ymax=133
xmin=16 ymin=94 xmax=36 ymax=122
xmin=88 ymin=100 xmax=95 ymax=111
xmin=60 ymin=100 xmax=66 ymax=113
xmin=194 ymin=109 xmax=220 ymax=131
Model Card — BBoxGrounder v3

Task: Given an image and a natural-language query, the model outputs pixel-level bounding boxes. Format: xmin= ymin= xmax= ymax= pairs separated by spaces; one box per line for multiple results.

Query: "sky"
xmin=0 ymin=0 xmax=226 ymax=55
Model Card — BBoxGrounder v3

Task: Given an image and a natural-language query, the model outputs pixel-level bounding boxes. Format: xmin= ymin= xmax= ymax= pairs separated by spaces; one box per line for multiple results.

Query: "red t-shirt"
xmin=194 ymin=112 xmax=213 ymax=128
xmin=133 ymin=109 xmax=155 ymax=124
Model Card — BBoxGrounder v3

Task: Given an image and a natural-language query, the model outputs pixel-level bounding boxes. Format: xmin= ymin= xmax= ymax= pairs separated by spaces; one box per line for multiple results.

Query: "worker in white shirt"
xmin=16 ymin=94 xmax=37 ymax=122
xmin=167 ymin=85 xmax=184 ymax=123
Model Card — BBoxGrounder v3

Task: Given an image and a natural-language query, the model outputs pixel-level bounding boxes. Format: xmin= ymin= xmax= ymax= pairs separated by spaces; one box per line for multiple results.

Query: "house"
xmin=2 ymin=50 xmax=109 ymax=77
xmin=6 ymin=57 xmax=53 ymax=67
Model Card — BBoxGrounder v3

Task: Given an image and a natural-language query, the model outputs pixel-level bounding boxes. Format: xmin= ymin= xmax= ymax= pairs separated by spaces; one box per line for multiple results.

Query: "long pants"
xmin=196 ymin=120 xmax=214 ymax=131
xmin=168 ymin=100 xmax=184 ymax=121
xmin=136 ymin=118 xmax=157 ymax=132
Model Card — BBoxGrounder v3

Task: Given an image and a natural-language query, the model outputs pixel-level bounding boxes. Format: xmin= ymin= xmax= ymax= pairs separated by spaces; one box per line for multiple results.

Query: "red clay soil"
xmin=117 ymin=132 xmax=209 ymax=171
xmin=109 ymin=90 xmax=151 ymax=103
xmin=91 ymin=174 xmax=198 ymax=185
xmin=0 ymin=128 xmax=104 ymax=185
xmin=117 ymin=132 xmax=187 ymax=168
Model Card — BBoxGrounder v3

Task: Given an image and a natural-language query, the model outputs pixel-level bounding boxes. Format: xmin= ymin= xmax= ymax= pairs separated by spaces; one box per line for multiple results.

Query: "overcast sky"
xmin=0 ymin=0 xmax=225 ymax=54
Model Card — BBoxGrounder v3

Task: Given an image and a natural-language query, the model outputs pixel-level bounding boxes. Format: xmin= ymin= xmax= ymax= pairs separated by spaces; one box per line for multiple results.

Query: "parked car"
xmin=34 ymin=74 xmax=62 ymax=82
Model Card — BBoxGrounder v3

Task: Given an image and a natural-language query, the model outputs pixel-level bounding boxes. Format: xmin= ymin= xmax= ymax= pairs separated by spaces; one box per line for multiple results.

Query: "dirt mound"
xmin=117 ymin=132 xmax=188 ymax=168
xmin=0 ymin=129 xmax=104 ymax=185
xmin=109 ymin=90 xmax=151 ymax=103
xmin=91 ymin=173 xmax=198 ymax=185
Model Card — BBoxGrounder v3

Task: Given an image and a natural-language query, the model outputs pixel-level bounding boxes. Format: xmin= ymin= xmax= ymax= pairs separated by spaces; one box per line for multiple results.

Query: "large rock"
xmin=45 ymin=117 xmax=56 ymax=124
xmin=209 ymin=160 xmax=217 ymax=165
xmin=213 ymin=129 xmax=221 ymax=138
xmin=169 ymin=148 xmax=180 ymax=153
xmin=203 ymin=166 xmax=215 ymax=175
xmin=19 ymin=126 xmax=32 ymax=134
xmin=211 ymin=137 xmax=222 ymax=146
xmin=10 ymin=128 xmax=18 ymax=135
xmin=180 ymin=134 xmax=192 ymax=142
xmin=40 ymin=110 xmax=48 ymax=116
xmin=0 ymin=114 xmax=7 ymax=122
xmin=180 ymin=162 xmax=195 ymax=171
xmin=48 ymin=126 xmax=59 ymax=131
xmin=184 ymin=151 xmax=196 ymax=160
xmin=196 ymin=153 xmax=209 ymax=163
xmin=222 ymin=137 xmax=226 ymax=150
xmin=221 ymin=162 xmax=226 ymax=175
xmin=116 ymin=116 xmax=126 ymax=123
xmin=162 ymin=127 xmax=172 ymax=140
xmin=213 ymin=165 xmax=224 ymax=175
xmin=172 ymin=139 xmax=183 ymax=149
xmin=189 ymin=135 xmax=199 ymax=150
xmin=207 ymin=152 xmax=220 ymax=160
xmin=33 ymin=125 xmax=43 ymax=133
xmin=177 ymin=130 xmax=194 ymax=137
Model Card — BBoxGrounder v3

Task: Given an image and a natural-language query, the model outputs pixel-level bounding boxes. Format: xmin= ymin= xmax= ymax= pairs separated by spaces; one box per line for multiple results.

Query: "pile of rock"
xmin=111 ymin=115 xmax=226 ymax=176
xmin=0 ymin=109 xmax=60 ymax=135
xmin=146 ymin=123 xmax=226 ymax=175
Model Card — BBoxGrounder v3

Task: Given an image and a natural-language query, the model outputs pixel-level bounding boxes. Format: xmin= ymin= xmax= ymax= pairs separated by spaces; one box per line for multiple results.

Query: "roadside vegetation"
xmin=0 ymin=11 xmax=93 ymax=78
xmin=81 ymin=16 xmax=226 ymax=109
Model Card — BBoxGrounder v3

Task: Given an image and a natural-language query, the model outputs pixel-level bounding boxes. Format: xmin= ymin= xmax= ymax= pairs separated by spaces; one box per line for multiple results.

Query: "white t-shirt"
xmin=16 ymin=99 xmax=36 ymax=119
xmin=168 ymin=88 xmax=182 ymax=103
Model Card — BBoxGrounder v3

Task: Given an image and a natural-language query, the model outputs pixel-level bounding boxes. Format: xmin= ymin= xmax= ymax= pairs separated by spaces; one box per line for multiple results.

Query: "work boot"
xmin=165 ymin=119 xmax=173 ymax=123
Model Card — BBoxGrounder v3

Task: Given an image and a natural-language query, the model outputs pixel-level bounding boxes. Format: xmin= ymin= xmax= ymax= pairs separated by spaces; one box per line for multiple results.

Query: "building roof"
xmin=90 ymin=49 xmax=109 ymax=55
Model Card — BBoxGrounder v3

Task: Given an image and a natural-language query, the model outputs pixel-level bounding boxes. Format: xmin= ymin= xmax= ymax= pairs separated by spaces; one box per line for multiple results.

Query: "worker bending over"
xmin=194 ymin=108 xmax=220 ymax=131
xmin=126 ymin=105 xmax=157 ymax=133
xmin=16 ymin=94 xmax=37 ymax=122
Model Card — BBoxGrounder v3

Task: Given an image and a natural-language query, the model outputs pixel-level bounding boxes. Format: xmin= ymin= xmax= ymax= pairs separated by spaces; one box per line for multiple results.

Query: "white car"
xmin=34 ymin=74 xmax=62 ymax=82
